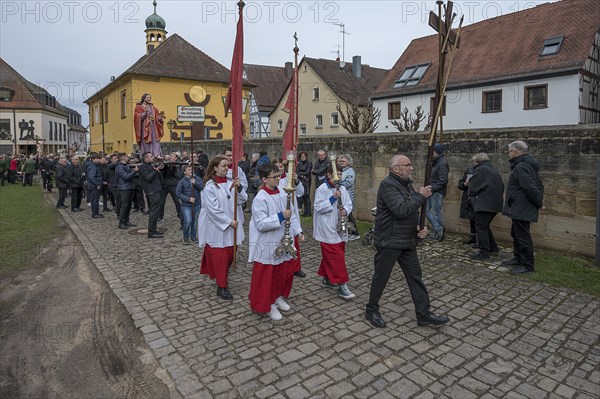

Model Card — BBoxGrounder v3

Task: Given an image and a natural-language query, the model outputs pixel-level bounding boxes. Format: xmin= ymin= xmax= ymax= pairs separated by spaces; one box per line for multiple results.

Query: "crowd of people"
xmin=0 ymin=140 xmax=544 ymax=326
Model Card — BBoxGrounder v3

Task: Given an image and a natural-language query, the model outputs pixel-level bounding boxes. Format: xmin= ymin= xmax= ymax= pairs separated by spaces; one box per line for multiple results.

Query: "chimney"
xmin=352 ymin=55 xmax=362 ymax=78
xmin=285 ymin=62 xmax=293 ymax=78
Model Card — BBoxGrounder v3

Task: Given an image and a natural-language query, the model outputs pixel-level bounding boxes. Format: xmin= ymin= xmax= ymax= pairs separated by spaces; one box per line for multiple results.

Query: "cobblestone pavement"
xmin=57 ymin=197 xmax=599 ymax=399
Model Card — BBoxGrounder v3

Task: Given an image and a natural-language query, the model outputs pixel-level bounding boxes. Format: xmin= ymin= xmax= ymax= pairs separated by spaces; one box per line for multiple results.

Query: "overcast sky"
xmin=1 ymin=0 xmax=556 ymax=126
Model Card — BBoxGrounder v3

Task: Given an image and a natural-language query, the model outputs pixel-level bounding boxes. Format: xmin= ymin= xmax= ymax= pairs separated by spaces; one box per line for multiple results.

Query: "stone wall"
xmin=189 ymin=125 xmax=599 ymax=257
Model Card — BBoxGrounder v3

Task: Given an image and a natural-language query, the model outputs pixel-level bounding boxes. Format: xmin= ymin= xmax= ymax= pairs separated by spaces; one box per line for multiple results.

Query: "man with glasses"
xmin=365 ymin=154 xmax=449 ymax=328
xmin=502 ymin=141 xmax=544 ymax=274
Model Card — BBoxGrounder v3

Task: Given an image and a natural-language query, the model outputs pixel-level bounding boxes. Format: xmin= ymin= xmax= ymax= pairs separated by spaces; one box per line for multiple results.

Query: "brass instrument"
xmin=275 ymin=152 xmax=298 ymax=259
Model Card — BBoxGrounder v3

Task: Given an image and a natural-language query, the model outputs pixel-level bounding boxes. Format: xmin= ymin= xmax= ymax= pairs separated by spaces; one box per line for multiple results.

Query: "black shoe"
xmin=511 ymin=265 xmax=534 ymax=275
xmin=126 ymin=222 xmax=137 ymax=227
xmin=118 ymin=223 xmax=129 ymax=229
xmin=148 ymin=232 xmax=164 ymax=239
xmin=501 ymin=257 xmax=520 ymax=266
xmin=294 ymin=270 xmax=306 ymax=278
xmin=132 ymin=208 xmax=139 ymax=213
xmin=490 ymin=249 xmax=500 ymax=256
xmin=365 ymin=311 xmax=386 ymax=328
xmin=469 ymin=252 xmax=490 ymax=260
xmin=417 ymin=313 xmax=450 ymax=326
xmin=71 ymin=208 xmax=84 ymax=212
xmin=92 ymin=214 xmax=104 ymax=218
xmin=103 ymin=208 xmax=112 ymax=212
xmin=219 ymin=287 xmax=233 ymax=300
xmin=471 ymin=243 xmax=480 ymax=249
xmin=463 ymin=235 xmax=477 ymax=245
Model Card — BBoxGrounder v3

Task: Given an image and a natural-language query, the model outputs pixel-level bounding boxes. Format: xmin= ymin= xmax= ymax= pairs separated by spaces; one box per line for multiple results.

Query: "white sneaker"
xmin=348 ymin=234 xmax=360 ymax=241
xmin=275 ymin=296 xmax=291 ymax=312
xmin=268 ymin=304 xmax=283 ymax=321
xmin=338 ymin=283 xmax=356 ymax=299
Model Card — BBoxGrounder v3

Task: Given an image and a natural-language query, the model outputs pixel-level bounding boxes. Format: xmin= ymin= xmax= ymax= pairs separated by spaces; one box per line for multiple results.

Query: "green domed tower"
xmin=145 ymin=0 xmax=167 ymax=54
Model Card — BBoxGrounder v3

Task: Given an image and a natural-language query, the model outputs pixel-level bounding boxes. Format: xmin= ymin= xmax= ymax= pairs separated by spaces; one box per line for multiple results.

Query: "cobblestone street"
xmin=58 ymin=197 xmax=599 ymax=399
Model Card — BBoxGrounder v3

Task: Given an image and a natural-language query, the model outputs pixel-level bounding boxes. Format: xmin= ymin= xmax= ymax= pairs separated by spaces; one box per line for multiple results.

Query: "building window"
xmin=540 ymin=35 xmax=563 ymax=57
xmin=54 ymin=122 xmax=58 ymax=138
xmin=316 ymin=114 xmax=323 ymax=128
xmin=94 ymin=105 xmax=99 ymax=125
xmin=312 ymin=87 xmax=319 ymax=101
xmin=277 ymin=119 xmax=283 ymax=131
xmin=300 ymin=124 xmax=306 ymax=135
xmin=525 ymin=85 xmax=548 ymax=109
xmin=482 ymin=90 xmax=502 ymax=113
xmin=393 ymin=63 xmax=431 ymax=88
xmin=331 ymin=112 xmax=339 ymax=126
xmin=49 ymin=121 xmax=53 ymax=140
xmin=0 ymin=119 xmax=10 ymax=140
xmin=104 ymin=101 xmax=109 ymax=122
xmin=388 ymin=101 xmax=401 ymax=119
xmin=0 ymin=88 xmax=13 ymax=101
xmin=430 ymin=96 xmax=447 ymax=116
xmin=121 ymin=90 xmax=127 ymax=118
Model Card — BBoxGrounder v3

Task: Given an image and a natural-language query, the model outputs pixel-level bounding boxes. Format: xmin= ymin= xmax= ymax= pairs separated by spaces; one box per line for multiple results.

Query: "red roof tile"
xmin=244 ymin=63 xmax=292 ymax=113
xmin=374 ymin=0 xmax=599 ymax=98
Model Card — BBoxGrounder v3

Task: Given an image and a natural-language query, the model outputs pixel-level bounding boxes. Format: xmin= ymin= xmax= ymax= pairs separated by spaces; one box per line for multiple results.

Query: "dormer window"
xmin=393 ymin=63 xmax=431 ymax=88
xmin=540 ymin=35 xmax=563 ymax=56
xmin=0 ymin=88 xmax=13 ymax=101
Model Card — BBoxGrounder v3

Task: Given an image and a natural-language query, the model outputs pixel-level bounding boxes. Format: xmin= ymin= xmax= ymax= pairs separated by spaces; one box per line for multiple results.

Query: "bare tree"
xmin=336 ymin=101 xmax=382 ymax=134
xmin=390 ymin=106 xmax=431 ymax=132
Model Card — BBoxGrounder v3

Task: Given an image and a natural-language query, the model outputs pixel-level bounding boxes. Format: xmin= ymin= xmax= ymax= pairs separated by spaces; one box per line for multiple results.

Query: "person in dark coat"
xmin=467 ymin=153 xmax=504 ymax=260
xmin=365 ymin=154 xmax=449 ymax=329
xmin=67 ymin=157 xmax=84 ymax=212
xmin=159 ymin=154 xmax=182 ymax=222
xmin=55 ymin=158 xmax=69 ymax=208
xmin=98 ymin=156 xmax=112 ymax=212
xmin=108 ymin=154 xmax=120 ymax=214
xmin=115 ymin=153 xmax=138 ymax=229
xmin=86 ymin=154 xmax=104 ymax=218
xmin=296 ymin=151 xmax=313 ymax=216
xmin=426 ymin=143 xmax=449 ymax=241
xmin=458 ymin=164 xmax=476 ymax=245
xmin=502 ymin=141 xmax=544 ymax=274
xmin=311 ymin=149 xmax=330 ymax=188
xmin=138 ymin=152 xmax=164 ymax=238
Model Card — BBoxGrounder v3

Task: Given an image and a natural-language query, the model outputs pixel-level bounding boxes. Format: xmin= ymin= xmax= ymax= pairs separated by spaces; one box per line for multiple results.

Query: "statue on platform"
xmin=134 ymin=93 xmax=165 ymax=157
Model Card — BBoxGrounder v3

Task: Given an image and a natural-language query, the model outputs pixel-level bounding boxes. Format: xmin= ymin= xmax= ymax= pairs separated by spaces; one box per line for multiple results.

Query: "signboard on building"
xmin=177 ymin=106 xmax=205 ymax=122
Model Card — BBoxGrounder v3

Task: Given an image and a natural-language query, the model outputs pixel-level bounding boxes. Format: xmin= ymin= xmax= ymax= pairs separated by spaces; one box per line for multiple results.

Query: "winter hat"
xmin=434 ymin=143 xmax=444 ymax=155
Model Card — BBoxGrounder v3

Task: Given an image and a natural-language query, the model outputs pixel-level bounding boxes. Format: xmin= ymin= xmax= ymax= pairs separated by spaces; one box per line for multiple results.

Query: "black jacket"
xmin=297 ymin=159 xmax=313 ymax=191
xmin=430 ymin=154 xmax=449 ymax=196
xmin=115 ymin=163 xmax=137 ymax=191
xmin=457 ymin=167 xmax=474 ymax=220
xmin=108 ymin=162 xmax=118 ymax=188
xmin=67 ymin=163 xmax=84 ymax=188
xmin=374 ymin=173 xmax=427 ymax=250
xmin=86 ymin=162 xmax=103 ymax=188
xmin=503 ymin=154 xmax=544 ymax=222
xmin=56 ymin=164 xmax=69 ymax=188
xmin=468 ymin=160 xmax=504 ymax=214
xmin=161 ymin=164 xmax=181 ymax=187
xmin=312 ymin=158 xmax=330 ymax=179
xmin=138 ymin=162 xmax=163 ymax=195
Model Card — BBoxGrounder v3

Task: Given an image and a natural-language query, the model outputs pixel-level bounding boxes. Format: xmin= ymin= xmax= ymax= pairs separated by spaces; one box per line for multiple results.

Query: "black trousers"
xmin=366 ymin=247 xmax=431 ymax=319
xmin=71 ymin=187 xmax=83 ymax=210
xmin=101 ymin=185 xmax=110 ymax=209
xmin=0 ymin=171 xmax=5 ymax=186
xmin=511 ymin=219 xmax=534 ymax=269
xmin=474 ymin=211 xmax=499 ymax=255
xmin=23 ymin=173 xmax=33 ymax=186
xmin=160 ymin=185 xmax=181 ymax=220
xmin=8 ymin=170 xmax=16 ymax=183
xmin=119 ymin=189 xmax=134 ymax=224
xmin=57 ymin=187 xmax=68 ymax=206
xmin=110 ymin=186 xmax=121 ymax=216
xmin=133 ymin=185 xmax=145 ymax=211
xmin=147 ymin=192 xmax=162 ymax=234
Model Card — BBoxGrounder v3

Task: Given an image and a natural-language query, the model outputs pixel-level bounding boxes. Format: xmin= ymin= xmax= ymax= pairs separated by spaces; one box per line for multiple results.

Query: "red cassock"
xmin=200 ymin=245 xmax=233 ymax=289
xmin=134 ymin=104 xmax=164 ymax=144
xmin=249 ymin=261 xmax=295 ymax=313
xmin=317 ymin=242 xmax=348 ymax=285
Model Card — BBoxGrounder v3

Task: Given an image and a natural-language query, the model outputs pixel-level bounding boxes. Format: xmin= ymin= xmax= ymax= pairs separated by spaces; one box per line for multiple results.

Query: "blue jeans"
xmin=426 ymin=192 xmax=444 ymax=233
xmin=181 ymin=204 xmax=200 ymax=240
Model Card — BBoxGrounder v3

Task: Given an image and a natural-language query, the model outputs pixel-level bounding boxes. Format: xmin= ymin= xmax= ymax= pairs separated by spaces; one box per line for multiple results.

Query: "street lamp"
xmin=167 ymin=119 xmax=176 ymax=153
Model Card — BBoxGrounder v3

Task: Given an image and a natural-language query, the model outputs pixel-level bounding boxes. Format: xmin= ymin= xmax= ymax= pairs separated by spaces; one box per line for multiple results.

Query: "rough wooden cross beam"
xmin=428 ymin=1 xmax=461 ymax=48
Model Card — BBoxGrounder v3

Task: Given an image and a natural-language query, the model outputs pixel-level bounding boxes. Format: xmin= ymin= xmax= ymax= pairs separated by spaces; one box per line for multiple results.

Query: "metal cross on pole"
xmin=419 ymin=0 xmax=464 ymax=231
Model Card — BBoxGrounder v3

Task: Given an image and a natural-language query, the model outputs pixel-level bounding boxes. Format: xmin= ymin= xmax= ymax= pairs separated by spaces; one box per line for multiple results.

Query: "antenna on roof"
xmin=331 ymin=45 xmax=340 ymax=62
xmin=334 ymin=22 xmax=351 ymax=68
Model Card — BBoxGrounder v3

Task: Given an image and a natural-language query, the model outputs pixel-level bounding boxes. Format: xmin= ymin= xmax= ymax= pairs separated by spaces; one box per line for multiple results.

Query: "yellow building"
xmin=86 ymin=2 xmax=250 ymax=154
xmin=270 ymin=56 xmax=387 ymax=137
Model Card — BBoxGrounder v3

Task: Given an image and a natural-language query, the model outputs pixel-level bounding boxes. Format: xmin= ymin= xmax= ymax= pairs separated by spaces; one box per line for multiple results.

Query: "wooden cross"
xmin=428 ymin=1 xmax=461 ymax=49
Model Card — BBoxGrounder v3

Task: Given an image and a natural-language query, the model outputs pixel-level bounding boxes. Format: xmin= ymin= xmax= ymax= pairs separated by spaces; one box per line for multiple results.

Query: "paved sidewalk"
xmin=57 ymin=197 xmax=599 ymax=399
